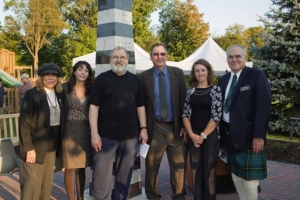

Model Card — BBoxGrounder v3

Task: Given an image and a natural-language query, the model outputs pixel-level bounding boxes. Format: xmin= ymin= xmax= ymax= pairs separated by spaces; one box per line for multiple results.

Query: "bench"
xmin=290 ymin=117 xmax=300 ymax=140
xmin=0 ymin=113 xmax=20 ymax=146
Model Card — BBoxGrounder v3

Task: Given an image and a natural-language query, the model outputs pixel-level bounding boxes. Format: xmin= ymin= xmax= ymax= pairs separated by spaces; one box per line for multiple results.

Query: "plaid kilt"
xmin=228 ymin=149 xmax=267 ymax=180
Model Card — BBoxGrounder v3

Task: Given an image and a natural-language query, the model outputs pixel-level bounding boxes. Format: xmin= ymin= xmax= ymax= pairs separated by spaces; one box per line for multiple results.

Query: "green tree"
xmin=214 ymin=24 xmax=247 ymax=51
xmin=4 ymin=0 xmax=67 ymax=75
xmin=57 ymin=0 xmax=97 ymax=31
xmin=0 ymin=16 xmax=23 ymax=62
xmin=251 ymin=0 xmax=300 ymax=134
xmin=54 ymin=0 xmax=98 ymax=76
xmin=158 ymin=0 xmax=209 ymax=61
xmin=38 ymin=34 xmax=69 ymax=74
xmin=0 ymin=15 xmax=34 ymax=67
xmin=132 ymin=0 xmax=163 ymax=51
xmin=0 ymin=24 xmax=5 ymax=49
xmin=214 ymin=24 xmax=266 ymax=59
xmin=244 ymin=26 xmax=266 ymax=48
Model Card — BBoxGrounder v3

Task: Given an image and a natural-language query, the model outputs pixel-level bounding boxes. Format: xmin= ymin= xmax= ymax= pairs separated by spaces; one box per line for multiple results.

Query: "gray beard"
xmin=111 ymin=65 xmax=127 ymax=74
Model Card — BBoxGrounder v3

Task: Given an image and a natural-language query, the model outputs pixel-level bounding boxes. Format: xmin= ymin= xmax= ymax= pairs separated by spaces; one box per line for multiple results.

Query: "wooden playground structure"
xmin=0 ymin=49 xmax=15 ymax=77
xmin=0 ymin=49 xmax=33 ymax=114
xmin=0 ymin=49 xmax=33 ymax=80
xmin=0 ymin=49 xmax=33 ymax=148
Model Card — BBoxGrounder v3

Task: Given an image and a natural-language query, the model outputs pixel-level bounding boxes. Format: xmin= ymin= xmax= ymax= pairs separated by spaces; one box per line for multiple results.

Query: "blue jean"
xmin=92 ymin=137 xmax=139 ymax=200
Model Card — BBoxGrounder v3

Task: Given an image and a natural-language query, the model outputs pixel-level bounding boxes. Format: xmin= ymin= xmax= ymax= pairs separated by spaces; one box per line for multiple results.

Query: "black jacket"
xmin=19 ymin=87 xmax=67 ymax=164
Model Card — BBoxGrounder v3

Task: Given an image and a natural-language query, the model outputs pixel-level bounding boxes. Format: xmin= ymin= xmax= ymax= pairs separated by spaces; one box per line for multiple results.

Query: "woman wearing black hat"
xmin=19 ymin=63 xmax=67 ymax=200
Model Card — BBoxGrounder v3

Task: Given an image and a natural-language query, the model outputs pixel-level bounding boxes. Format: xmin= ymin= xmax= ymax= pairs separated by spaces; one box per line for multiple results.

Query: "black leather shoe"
xmin=258 ymin=185 xmax=262 ymax=193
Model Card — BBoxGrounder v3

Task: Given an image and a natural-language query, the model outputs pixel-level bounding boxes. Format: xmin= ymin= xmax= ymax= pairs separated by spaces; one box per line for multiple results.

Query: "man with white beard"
xmin=88 ymin=46 xmax=148 ymax=199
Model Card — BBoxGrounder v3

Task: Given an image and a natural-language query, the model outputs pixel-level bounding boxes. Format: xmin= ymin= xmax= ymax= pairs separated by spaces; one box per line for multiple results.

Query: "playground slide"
xmin=0 ymin=69 xmax=21 ymax=88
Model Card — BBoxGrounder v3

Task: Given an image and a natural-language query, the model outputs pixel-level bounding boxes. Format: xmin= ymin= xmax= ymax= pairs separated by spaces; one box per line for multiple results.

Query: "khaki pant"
xmin=145 ymin=122 xmax=187 ymax=199
xmin=19 ymin=151 xmax=56 ymax=200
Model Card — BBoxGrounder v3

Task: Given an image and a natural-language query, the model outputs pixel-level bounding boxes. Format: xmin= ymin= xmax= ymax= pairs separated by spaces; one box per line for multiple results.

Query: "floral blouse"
xmin=182 ymin=85 xmax=223 ymax=123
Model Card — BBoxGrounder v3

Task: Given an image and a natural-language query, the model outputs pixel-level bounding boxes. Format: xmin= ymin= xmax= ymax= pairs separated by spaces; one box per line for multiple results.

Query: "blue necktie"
xmin=224 ymin=74 xmax=237 ymax=113
xmin=159 ymin=71 xmax=168 ymax=119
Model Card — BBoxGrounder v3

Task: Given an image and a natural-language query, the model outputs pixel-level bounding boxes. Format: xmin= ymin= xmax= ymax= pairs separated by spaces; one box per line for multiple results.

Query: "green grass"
xmin=267 ymin=133 xmax=300 ymax=142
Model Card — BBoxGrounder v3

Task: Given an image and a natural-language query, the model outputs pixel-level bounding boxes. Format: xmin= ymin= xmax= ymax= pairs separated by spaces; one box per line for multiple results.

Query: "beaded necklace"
xmin=193 ymin=85 xmax=212 ymax=96
xmin=46 ymin=93 xmax=58 ymax=115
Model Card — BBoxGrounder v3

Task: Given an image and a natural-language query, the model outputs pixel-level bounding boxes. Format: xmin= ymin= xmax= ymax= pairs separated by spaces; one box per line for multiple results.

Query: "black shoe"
xmin=258 ymin=185 xmax=261 ymax=193
xmin=147 ymin=194 xmax=161 ymax=200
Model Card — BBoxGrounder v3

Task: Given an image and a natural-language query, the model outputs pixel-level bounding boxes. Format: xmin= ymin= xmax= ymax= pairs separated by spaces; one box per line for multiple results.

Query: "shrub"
xmin=272 ymin=142 xmax=287 ymax=152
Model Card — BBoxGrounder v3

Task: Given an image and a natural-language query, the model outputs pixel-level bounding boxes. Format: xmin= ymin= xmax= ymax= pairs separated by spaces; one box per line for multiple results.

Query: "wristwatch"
xmin=201 ymin=132 xmax=207 ymax=139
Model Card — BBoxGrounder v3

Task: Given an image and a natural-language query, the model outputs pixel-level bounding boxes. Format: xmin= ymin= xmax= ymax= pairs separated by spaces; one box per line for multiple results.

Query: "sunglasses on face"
xmin=152 ymin=53 xmax=166 ymax=57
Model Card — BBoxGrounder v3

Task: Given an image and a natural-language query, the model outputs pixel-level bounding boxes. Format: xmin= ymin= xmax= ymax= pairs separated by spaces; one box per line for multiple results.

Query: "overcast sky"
xmin=151 ymin=0 xmax=272 ymax=36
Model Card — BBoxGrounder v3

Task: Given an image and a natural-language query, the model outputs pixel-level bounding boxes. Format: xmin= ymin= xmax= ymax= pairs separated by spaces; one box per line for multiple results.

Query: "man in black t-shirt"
xmin=89 ymin=47 xmax=148 ymax=199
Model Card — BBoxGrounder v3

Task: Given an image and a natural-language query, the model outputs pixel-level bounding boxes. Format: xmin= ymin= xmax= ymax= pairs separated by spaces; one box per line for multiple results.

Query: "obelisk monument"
xmin=95 ymin=0 xmax=135 ymax=76
xmin=88 ymin=0 xmax=141 ymax=198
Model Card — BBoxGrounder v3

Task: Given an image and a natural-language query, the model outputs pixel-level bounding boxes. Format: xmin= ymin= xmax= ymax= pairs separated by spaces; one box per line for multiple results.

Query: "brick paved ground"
xmin=1 ymin=154 xmax=300 ymax=200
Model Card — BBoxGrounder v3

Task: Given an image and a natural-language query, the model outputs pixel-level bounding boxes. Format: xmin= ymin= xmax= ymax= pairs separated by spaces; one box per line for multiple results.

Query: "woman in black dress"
xmin=182 ymin=59 xmax=222 ymax=200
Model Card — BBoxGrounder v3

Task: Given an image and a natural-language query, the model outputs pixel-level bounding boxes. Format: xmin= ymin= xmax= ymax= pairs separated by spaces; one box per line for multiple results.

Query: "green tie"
xmin=224 ymin=74 xmax=237 ymax=113
xmin=159 ymin=71 xmax=168 ymax=119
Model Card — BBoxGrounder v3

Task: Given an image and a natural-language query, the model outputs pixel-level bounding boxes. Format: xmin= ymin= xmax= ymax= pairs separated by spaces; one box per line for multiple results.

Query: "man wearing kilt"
xmin=218 ymin=44 xmax=271 ymax=200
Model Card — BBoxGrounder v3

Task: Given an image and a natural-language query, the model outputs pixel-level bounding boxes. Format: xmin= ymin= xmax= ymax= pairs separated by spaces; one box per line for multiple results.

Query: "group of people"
xmin=18 ymin=43 xmax=271 ymax=200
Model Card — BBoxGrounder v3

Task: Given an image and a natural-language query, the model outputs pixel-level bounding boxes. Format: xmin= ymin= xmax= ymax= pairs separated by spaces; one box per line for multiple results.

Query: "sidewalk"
xmin=1 ymin=154 xmax=300 ymax=200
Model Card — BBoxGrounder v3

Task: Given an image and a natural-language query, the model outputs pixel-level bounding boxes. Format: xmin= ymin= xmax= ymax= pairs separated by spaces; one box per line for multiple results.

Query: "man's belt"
xmin=155 ymin=119 xmax=173 ymax=125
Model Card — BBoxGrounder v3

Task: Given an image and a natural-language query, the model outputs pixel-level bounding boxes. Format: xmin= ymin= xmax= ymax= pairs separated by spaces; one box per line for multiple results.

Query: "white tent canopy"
xmin=132 ymin=43 xmax=153 ymax=72
xmin=169 ymin=37 xmax=252 ymax=76
xmin=178 ymin=37 xmax=231 ymax=76
xmin=72 ymin=43 xmax=153 ymax=72
xmin=73 ymin=52 xmax=96 ymax=69
xmin=72 ymin=38 xmax=252 ymax=76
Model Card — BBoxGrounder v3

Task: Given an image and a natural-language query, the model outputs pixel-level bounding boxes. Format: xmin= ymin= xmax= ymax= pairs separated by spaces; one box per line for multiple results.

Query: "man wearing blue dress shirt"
xmin=139 ymin=43 xmax=187 ymax=200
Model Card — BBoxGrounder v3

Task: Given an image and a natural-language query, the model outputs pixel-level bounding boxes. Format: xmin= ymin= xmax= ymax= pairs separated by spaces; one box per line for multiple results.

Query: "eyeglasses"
xmin=111 ymin=56 xmax=128 ymax=61
xmin=152 ymin=53 xmax=166 ymax=57
xmin=228 ymin=55 xmax=244 ymax=60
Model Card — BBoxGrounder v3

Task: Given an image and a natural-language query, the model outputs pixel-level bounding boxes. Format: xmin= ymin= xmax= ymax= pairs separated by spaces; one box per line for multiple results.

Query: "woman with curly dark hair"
xmin=62 ymin=61 xmax=93 ymax=200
